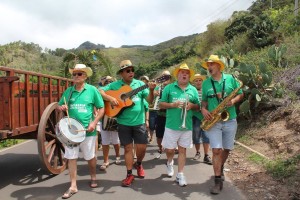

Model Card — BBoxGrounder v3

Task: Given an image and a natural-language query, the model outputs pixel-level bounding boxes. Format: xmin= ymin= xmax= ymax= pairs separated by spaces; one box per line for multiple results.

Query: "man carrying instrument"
xmin=201 ymin=55 xmax=244 ymax=195
xmin=58 ymin=64 xmax=104 ymax=199
xmin=99 ymin=60 xmax=155 ymax=187
xmin=153 ymin=70 xmax=171 ymax=159
xmin=159 ymin=63 xmax=200 ymax=187
xmin=98 ymin=76 xmax=121 ymax=171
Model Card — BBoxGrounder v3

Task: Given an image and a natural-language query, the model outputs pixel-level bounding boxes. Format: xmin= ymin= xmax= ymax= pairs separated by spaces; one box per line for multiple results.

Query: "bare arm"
xmin=87 ymin=107 xmax=104 ymax=132
xmin=99 ymin=88 xmax=119 ymax=106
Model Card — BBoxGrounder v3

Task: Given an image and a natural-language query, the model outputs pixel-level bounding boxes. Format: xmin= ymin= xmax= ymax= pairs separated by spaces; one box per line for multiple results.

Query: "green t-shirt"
xmin=160 ymin=81 xmax=200 ymax=130
xmin=59 ymin=83 xmax=104 ymax=136
xmin=201 ymin=73 xmax=243 ymax=120
xmin=102 ymin=79 xmax=149 ymax=126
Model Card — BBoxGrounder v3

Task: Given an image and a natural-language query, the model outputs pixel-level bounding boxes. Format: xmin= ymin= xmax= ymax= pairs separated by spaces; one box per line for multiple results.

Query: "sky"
xmin=0 ymin=0 xmax=254 ymax=50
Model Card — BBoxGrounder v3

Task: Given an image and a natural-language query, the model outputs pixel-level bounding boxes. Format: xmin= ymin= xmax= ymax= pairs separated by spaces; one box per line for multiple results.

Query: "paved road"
xmin=0 ymin=140 xmax=246 ymax=200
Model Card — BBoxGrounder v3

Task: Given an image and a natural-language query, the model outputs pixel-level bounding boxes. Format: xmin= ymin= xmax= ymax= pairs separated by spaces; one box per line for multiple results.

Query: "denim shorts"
xmin=117 ymin=124 xmax=148 ymax=145
xmin=205 ymin=119 xmax=237 ymax=150
xmin=149 ymin=111 xmax=157 ymax=131
xmin=192 ymin=116 xmax=209 ymax=144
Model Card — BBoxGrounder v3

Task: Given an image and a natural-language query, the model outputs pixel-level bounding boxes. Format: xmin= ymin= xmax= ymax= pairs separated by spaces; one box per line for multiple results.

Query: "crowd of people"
xmin=57 ymin=55 xmax=244 ymax=199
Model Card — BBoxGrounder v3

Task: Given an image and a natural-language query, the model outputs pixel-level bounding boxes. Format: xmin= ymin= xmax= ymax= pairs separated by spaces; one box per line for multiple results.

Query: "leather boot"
xmin=210 ymin=177 xmax=223 ymax=194
xmin=221 ymin=164 xmax=225 ymax=181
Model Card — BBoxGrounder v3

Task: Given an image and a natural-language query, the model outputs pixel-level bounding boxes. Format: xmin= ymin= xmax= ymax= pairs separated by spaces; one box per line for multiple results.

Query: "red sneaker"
xmin=121 ymin=174 xmax=134 ymax=187
xmin=135 ymin=164 xmax=145 ymax=178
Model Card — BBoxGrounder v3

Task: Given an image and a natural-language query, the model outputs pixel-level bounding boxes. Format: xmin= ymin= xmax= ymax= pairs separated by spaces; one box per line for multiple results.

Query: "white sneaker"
xmin=115 ymin=157 xmax=121 ymax=165
xmin=166 ymin=160 xmax=174 ymax=177
xmin=176 ymin=173 xmax=187 ymax=187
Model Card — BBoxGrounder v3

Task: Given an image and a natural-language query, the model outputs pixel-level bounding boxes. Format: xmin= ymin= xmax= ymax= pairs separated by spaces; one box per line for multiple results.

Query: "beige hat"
xmin=173 ymin=63 xmax=195 ymax=80
xmin=162 ymin=70 xmax=171 ymax=76
xmin=191 ymin=73 xmax=207 ymax=82
xmin=140 ymin=75 xmax=149 ymax=82
xmin=201 ymin=55 xmax=225 ymax=71
xmin=69 ymin=64 xmax=93 ymax=77
xmin=118 ymin=60 xmax=134 ymax=74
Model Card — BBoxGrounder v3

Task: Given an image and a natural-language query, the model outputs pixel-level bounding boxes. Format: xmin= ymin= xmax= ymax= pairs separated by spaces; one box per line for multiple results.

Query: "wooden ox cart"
xmin=0 ymin=66 xmax=73 ymax=174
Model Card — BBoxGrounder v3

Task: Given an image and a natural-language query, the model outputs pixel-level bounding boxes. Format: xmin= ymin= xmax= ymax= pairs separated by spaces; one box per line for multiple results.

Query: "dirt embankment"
xmin=226 ymin=67 xmax=300 ymax=200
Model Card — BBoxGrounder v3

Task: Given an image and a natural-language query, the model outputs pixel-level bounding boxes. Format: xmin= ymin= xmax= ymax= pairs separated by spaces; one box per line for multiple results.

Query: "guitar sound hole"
xmin=120 ymin=94 xmax=127 ymax=101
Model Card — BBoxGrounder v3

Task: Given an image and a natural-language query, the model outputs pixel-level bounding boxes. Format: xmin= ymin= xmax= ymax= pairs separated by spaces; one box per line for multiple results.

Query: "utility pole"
xmin=270 ymin=0 xmax=272 ymax=8
xmin=295 ymin=0 xmax=299 ymax=16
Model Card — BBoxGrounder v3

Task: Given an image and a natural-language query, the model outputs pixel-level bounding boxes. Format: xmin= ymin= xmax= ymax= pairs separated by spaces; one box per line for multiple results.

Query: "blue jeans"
xmin=192 ymin=116 xmax=209 ymax=144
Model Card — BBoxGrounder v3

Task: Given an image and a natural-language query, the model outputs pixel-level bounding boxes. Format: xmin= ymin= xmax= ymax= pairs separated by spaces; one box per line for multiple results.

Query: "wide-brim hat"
xmin=69 ymin=64 xmax=93 ymax=77
xmin=191 ymin=73 xmax=207 ymax=82
xmin=201 ymin=55 xmax=225 ymax=71
xmin=118 ymin=60 xmax=134 ymax=74
xmin=140 ymin=75 xmax=149 ymax=82
xmin=173 ymin=63 xmax=195 ymax=80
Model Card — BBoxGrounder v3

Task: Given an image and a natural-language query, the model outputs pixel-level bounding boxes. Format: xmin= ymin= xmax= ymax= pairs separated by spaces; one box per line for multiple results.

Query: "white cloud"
xmin=0 ymin=0 xmax=253 ymax=50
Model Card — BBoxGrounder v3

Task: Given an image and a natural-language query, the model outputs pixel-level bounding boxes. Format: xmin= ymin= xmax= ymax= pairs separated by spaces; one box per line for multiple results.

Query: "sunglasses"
xmin=72 ymin=72 xmax=85 ymax=77
xmin=124 ymin=68 xmax=134 ymax=73
xmin=104 ymin=80 xmax=113 ymax=84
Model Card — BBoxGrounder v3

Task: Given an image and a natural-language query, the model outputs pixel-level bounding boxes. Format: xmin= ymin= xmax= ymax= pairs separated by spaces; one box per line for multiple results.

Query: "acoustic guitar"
xmin=104 ymin=74 xmax=170 ymax=117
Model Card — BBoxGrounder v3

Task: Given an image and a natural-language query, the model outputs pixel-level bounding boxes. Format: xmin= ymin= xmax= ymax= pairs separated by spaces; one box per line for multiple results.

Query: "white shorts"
xmin=162 ymin=127 xmax=193 ymax=149
xmin=64 ymin=136 xmax=96 ymax=160
xmin=101 ymin=130 xmax=120 ymax=145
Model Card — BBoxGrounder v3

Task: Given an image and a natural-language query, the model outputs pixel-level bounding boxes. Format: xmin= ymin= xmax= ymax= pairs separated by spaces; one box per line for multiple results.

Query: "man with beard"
xmin=201 ymin=55 xmax=244 ymax=195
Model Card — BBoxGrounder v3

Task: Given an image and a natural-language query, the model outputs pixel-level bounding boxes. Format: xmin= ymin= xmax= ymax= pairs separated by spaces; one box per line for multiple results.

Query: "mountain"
xmin=77 ymin=41 xmax=106 ymax=50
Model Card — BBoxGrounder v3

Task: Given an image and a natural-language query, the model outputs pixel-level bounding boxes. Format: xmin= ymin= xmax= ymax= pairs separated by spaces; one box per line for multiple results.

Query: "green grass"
xmin=0 ymin=139 xmax=24 ymax=149
xmin=265 ymin=154 xmax=300 ymax=179
xmin=248 ymin=153 xmax=267 ymax=165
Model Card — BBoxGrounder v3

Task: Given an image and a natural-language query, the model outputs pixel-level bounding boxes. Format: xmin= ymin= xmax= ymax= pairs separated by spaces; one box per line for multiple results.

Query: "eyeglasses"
xmin=104 ymin=80 xmax=113 ymax=84
xmin=72 ymin=72 xmax=84 ymax=77
xmin=125 ymin=69 xmax=134 ymax=73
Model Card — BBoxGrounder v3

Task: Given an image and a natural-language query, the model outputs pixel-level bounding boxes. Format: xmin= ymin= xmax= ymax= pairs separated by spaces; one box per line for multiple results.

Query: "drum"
xmin=56 ymin=117 xmax=86 ymax=147
xmin=102 ymin=115 xmax=118 ymax=131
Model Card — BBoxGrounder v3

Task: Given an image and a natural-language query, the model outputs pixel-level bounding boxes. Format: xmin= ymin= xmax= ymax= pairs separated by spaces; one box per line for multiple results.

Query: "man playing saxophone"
xmin=159 ymin=63 xmax=200 ymax=187
xmin=201 ymin=55 xmax=244 ymax=195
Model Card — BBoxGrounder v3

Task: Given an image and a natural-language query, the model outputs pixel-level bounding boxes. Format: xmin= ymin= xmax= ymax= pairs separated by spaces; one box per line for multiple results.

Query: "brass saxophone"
xmin=201 ymin=79 xmax=243 ymax=131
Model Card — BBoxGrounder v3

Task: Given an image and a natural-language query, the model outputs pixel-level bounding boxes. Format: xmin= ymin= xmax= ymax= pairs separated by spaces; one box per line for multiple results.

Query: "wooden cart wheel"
xmin=37 ymin=102 xmax=66 ymax=174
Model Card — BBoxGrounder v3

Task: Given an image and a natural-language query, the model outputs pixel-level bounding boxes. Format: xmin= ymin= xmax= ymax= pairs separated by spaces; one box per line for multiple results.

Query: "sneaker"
xmin=134 ymin=164 xmax=145 ymax=178
xmin=203 ymin=155 xmax=212 ymax=165
xmin=193 ymin=152 xmax=201 ymax=160
xmin=176 ymin=173 xmax=187 ymax=187
xmin=115 ymin=157 xmax=121 ymax=165
xmin=166 ymin=160 xmax=174 ymax=177
xmin=155 ymin=150 xmax=162 ymax=159
xmin=122 ymin=174 xmax=134 ymax=187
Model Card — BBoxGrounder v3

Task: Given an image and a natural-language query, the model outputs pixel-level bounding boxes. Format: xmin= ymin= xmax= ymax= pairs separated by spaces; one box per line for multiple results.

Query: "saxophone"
xmin=201 ymin=79 xmax=243 ymax=131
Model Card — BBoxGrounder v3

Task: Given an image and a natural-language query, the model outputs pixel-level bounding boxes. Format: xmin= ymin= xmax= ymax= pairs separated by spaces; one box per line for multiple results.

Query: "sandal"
xmin=90 ymin=179 xmax=98 ymax=188
xmin=99 ymin=162 xmax=109 ymax=170
xmin=62 ymin=188 xmax=78 ymax=199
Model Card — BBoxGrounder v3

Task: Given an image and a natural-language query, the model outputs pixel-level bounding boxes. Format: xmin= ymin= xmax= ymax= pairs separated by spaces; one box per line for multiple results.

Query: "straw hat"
xmin=140 ymin=75 xmax=149 ymax=82
xmin=201 ymin=55 xmax=225 ymax=71
xmin=69 ymin=64 xmax=93 ymax=77
xmin=191 ymin=73 xmax=207 ymax=82
xmin=173 ymin=63 xmax=195 ymax=80
xmin=118 ymin=60 xmax=134 ymax=74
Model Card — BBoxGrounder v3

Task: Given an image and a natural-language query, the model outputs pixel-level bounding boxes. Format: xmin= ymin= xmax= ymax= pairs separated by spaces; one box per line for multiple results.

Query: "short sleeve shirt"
xmin=160 ymin=81 xmax=200 ymax=130
xmin=193 ymin=89 xmax=204 ymax=120
xmin=102 ymin=79 xmax=149 ymax=126
xmin=201 ymin=73 xmax=243 ymax=120
xmin=59 ymin=83 xmax=104 ymax=136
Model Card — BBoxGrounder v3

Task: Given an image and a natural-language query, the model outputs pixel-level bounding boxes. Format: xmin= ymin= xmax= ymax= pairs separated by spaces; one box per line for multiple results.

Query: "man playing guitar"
xmin=99 ymin=60 xmax=155 ymax=187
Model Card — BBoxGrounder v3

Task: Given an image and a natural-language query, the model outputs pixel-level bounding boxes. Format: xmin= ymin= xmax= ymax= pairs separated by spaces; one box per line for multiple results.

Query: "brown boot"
xmin=210 ymin=177 xmax=223 ymax=195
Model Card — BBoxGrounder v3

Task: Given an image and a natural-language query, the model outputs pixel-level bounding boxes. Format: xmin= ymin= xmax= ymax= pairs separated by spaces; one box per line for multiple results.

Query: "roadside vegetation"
xmin=0 ymin=0 xmax=299 ymax=194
